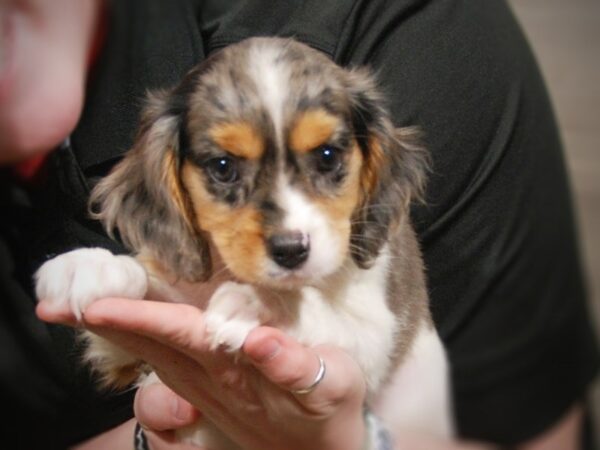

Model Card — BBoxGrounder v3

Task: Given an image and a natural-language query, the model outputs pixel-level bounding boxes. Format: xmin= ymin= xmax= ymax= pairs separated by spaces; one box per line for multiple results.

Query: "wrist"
xmin=134 ymin=422 xmax=150 ymax=450
xmin=315 ymin=404 xmax=367 ymax=450
xmin=362 ymin=409 xmax=394 ymax=450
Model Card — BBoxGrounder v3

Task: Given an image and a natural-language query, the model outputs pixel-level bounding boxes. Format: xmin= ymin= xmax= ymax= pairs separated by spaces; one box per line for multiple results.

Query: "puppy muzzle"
xmin=267 ymin=231 xmax=310 ymax=270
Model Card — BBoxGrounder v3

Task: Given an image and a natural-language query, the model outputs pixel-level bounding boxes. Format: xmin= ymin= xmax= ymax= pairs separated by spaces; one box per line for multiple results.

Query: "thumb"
xmin=134 ymin=381 xmax=199 ymax=432
xmin=243 ymin=327 xmax=366 ymax=409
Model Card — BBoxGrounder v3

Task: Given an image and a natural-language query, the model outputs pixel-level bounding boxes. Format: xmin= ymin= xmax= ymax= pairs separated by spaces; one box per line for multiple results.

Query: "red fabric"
xmin=12 ymin=154 xmax=48 ymax=181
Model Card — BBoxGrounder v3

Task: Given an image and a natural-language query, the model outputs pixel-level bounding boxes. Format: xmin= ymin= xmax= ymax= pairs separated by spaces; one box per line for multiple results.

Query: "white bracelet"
xmin=134 ymin=422 xmax=150 ymax=450
xmin=363 ymin=409 xmax=394 ymax=450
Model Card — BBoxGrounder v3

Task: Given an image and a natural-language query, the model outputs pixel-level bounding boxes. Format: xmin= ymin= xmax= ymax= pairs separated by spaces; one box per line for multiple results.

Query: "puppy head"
xmin=91 ymin=37 xmax=428 ymax=286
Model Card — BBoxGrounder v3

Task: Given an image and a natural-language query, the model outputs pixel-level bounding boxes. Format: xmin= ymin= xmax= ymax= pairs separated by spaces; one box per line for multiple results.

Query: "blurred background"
xmin=508 ymin=0 xmax=600 ymax=436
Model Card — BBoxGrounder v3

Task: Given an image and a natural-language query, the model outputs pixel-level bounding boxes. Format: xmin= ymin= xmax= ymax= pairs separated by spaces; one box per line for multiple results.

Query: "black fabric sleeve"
xmin=334 ymin=0 xmax=599 ymax=444
xmin=193 ymin=0 xmax=599 ymax=443
xmin=72 ymin=0 xmax=205 ymax=171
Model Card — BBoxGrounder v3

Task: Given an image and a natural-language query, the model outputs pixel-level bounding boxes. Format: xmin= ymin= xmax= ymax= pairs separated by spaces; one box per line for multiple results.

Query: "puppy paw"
xmin=35 ymin=248 xmax=148 ymax=320
xmin=204 ymin=282 xmax=265 ymax=352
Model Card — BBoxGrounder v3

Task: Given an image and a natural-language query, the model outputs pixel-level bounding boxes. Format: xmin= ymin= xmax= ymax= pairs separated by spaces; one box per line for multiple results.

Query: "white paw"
xmin=35 ymin=248 xmax=148 ymax=320
xmin=204 ymin=282 xmax=265 ymax=352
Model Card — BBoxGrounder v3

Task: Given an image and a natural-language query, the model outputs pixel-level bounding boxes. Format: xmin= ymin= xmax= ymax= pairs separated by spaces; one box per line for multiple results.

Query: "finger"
xmin=86 ymin=326 xmax=224 ymax=417
xmin=83 ymin=297 xmax=212 ymax=360
xmin=243 ymin=327 xmax=366 ymax=410
xmin=36 ymin=300 xmax=78 ymax=326
xmin=134 ymin=382 xmax=199 ymax=431
xmin=85 ymin=325 xmax=206 ymax=380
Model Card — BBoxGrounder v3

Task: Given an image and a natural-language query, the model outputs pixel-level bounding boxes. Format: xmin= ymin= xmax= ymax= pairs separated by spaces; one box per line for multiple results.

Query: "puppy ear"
xmin=90 ymin=89 xmax=211 ymax=282
xmin=345 ymin=68 xmax=429 ymax=268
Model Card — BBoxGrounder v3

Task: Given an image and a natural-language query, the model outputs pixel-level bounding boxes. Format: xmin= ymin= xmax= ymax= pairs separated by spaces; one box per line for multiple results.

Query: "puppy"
xmin=35 ymin=37 xmax=453 ymax=447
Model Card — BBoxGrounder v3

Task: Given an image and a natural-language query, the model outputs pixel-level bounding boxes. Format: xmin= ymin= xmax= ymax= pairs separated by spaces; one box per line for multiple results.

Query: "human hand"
xmin=133 ymin=382 xmax=200 ymax=450
xmin=38 ymin=297 xmax=368 ymax=450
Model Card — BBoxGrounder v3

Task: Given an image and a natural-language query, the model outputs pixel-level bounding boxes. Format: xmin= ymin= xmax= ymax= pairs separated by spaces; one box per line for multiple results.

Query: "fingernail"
xmin=171 ymin=396 xmax=189 ymax=422
xmin=250 ymin=338 xmax=281 ymax=363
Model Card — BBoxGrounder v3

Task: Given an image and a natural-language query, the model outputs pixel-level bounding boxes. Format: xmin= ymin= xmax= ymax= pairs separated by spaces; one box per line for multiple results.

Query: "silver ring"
xmin=291 ymin=355 xmax=326 ymax=395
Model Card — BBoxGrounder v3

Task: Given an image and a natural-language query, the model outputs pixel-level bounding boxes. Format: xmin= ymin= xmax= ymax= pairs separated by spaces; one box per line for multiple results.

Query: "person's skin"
xmin=2 ymin=1 xmax=585 ymax=449
xmin=36 ymin=298 xmax=584 ymax=450
xmin=0 ymin=0 xmax=96 ymax=162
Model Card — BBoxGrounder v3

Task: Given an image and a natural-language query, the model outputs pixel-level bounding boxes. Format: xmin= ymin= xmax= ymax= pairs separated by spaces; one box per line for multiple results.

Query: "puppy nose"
xmin=267 ymin=231 xmax=310 ymax=269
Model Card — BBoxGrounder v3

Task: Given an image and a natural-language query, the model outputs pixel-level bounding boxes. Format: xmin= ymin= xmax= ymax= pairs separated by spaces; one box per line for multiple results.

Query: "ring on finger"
xmin=291 ymin=355 xmax=326 ymax=395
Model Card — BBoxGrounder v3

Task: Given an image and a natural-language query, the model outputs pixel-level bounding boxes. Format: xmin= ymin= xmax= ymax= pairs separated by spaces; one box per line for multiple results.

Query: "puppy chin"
xmin=261 ymin=270 xmax=325 ymax=290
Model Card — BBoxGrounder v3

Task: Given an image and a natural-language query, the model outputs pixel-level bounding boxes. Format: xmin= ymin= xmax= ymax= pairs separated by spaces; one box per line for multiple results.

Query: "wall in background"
xmin=508 ymin=0 xmax=600 ymax=438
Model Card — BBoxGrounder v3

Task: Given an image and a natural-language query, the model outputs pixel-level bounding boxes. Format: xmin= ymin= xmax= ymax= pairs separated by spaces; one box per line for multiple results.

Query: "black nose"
xmin=267 ymin=231 xmax=310 ymax=269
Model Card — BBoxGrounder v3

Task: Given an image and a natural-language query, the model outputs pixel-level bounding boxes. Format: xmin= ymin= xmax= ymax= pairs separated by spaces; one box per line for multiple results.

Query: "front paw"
xmin=35 ymin=248 xmax=148 ymax=320
xmin=204 ymin=282 xmax=266 ymax=352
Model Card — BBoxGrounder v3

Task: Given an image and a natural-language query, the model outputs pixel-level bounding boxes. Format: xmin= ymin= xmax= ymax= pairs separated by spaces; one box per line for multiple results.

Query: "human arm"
xmin=38 ymin=298 xmax=368 ymax=450
xmin=133 ymin=362 xmax=585 ymax=450
xmin=132 ymin=347 xmax=584 ymax=450
xmin=38 ymin=297 xmax=586 ymax=450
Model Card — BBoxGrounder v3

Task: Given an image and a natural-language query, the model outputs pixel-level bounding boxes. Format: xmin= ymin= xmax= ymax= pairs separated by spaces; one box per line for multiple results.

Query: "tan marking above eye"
xmin=209 ymin=122 xmax=264 ymax=160
xmin=289 ymin=109 xmax=340 ymax=154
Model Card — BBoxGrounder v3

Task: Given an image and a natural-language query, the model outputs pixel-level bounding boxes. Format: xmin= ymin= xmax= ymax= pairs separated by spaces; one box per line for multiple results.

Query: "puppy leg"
xmin=35 ymin=247 xmax=148 ymax=318
xmin=204 ymin=281 xmax=267 ymax=352
xmin=80 ymin=330 xmax=147 ymax=387
xmin=35 ymin=247 xmax=149 ymax=386
xmin=373 ymin=324 xmax=455 ymax=439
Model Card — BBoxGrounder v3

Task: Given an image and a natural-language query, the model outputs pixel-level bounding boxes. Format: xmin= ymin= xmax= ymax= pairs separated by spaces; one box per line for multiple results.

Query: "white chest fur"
xmin=35 ymin=246 xmax=453 ymax=444
xmin=148 ymin=247 xmax=399 ymax=394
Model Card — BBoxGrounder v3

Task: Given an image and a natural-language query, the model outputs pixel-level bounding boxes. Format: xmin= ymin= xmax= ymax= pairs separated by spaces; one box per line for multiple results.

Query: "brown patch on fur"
xmin=313 ymin=145 xmax=363 ymax=244
xmin=80 ymin=330 xmax=145 ymax=390
xmin=181 ymin=162 xmax=267 ymax=283
xmin=135 ymin=253 xmax=177 ymax=287
xmin=209 ymin=122 xmax=264 ymax=160
xmin=163 ymin=150 xmax=197 ymax=232
xmin=105 ymin=363 xmax=144 ymax=389
xmin=136 ymin=254 xmax=165 ymax=276
xmin=359 ymin=136 xmax=386 ymax=201
xmin=289 ymin=109 xmax=340 ymax=154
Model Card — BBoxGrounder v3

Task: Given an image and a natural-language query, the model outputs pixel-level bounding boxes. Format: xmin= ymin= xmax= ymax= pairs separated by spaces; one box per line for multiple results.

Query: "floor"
xmin=508 ymin=0 xmax=600 ymax=437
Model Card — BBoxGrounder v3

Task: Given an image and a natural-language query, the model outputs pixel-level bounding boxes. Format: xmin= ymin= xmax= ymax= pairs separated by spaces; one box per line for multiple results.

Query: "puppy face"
xmin=90 ymin=38 xmax=428 ymax=287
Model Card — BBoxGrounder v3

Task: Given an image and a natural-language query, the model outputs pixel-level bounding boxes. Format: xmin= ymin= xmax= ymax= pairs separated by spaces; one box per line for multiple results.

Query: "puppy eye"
xmin=313 ymin=145 xmax=342 ymax=174
xmin=205 ymin=156 xmax=240 ymax=184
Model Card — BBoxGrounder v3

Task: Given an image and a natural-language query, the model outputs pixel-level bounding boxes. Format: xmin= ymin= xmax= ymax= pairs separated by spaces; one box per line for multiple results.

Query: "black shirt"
xmin=2 ymin=0 xmax=598 ymax=447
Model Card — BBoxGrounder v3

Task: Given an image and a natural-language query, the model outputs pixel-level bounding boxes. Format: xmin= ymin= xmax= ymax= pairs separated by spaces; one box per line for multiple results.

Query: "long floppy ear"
xmin=345 ymin=68 xmax=430 ymax=268
xmin=89 ymin=89 xmax=211 ymax=282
